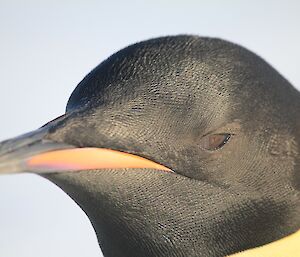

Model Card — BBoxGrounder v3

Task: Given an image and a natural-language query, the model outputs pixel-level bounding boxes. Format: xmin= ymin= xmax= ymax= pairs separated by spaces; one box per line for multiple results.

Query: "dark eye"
xmin=199 ymin=133 xmax=231 ymax=151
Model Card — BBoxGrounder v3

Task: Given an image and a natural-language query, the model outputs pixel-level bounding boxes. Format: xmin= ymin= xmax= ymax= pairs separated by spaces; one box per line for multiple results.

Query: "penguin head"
xmin=0 ymin=36 xmax=299 ymax=257
xmin=49 ymin=35 xmax=300 ymax=190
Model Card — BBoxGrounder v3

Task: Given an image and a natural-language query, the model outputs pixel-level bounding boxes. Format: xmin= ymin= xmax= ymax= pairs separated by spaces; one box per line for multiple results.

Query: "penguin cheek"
xmin=183 ymin=132 xmax=244 ymax=184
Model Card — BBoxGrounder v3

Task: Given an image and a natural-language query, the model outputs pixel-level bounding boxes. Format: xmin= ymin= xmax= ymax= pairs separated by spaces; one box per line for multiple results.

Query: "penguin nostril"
xmin=199 ymin=133 xmax=231 ymax=151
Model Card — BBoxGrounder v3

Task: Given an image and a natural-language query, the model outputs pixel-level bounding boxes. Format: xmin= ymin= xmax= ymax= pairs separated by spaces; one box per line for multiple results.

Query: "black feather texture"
xmin=39 ymin=35 xmax=300 ymax=257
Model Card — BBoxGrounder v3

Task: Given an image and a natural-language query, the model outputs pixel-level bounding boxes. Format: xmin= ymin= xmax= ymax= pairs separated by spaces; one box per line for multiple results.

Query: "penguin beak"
xmin=0 ymin=127 xmax=171 ymax=175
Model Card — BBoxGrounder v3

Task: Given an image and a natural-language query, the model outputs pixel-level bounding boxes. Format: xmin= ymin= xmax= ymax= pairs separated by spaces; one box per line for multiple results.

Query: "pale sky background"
xmin=0 ymin=1 xmax=299 ymax=257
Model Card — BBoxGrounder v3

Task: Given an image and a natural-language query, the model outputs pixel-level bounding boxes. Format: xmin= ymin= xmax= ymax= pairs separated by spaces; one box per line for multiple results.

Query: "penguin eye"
xmin=199 ymin=133 xmax=231 ymax=151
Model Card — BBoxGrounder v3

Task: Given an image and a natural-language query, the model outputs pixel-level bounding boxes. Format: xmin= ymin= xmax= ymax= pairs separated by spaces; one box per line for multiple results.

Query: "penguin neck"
xmin=44 ymin=171 xmax=187 ymax=257
xmin=44 ymin=170 xmax=300 ymax=257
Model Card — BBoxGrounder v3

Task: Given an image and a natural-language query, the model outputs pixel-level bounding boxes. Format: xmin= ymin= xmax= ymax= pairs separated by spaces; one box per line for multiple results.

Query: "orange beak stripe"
xmin=26 ymin=148 xmax=171 ymax=172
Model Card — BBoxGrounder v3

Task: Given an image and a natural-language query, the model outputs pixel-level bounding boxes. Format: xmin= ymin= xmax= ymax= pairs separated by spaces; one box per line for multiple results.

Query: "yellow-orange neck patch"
xmin=228 ymin=229 xmax=300 ymax=257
